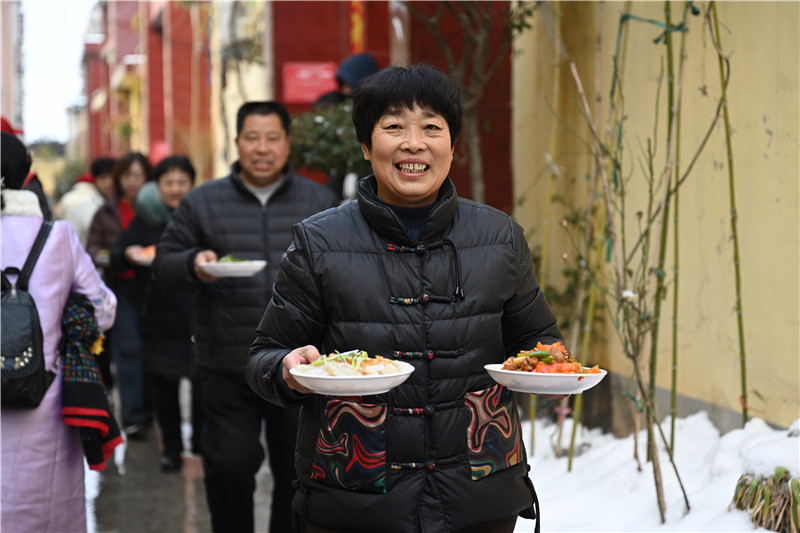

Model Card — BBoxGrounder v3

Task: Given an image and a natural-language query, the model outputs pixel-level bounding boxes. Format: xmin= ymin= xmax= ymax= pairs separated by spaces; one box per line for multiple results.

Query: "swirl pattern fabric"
xmin=465 ymin=384 xmax=523 ymax=480
xmin=311 ymin=399 xmax=388 ymax=493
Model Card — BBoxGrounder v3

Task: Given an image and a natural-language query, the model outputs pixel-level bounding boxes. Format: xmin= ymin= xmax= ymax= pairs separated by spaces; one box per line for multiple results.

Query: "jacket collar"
xmin=230 ymin=161 xmax=293 ymax=198
xmin=356 ymin=176 xmax=458 ymax=245
xmin=1 ymin=189 xmax=43 ymax=218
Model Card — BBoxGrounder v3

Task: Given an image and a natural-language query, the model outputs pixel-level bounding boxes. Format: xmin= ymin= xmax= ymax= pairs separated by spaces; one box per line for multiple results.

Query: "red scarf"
xmin=118 ymin=198 xmax=136 ymax=230
xmin=116 ymin=198 xmax=137 ymax=280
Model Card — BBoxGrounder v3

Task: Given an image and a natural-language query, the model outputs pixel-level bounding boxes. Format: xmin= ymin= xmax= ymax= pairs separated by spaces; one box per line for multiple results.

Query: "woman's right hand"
xmin=282 ymin=345 xmax=322 ymax=394
xmin=125 ymin=244 xmax=144 ymax=263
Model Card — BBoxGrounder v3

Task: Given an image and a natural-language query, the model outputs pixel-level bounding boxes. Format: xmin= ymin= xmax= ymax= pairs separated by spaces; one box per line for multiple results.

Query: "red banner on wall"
xmin=282 ymin=62 xmax=338 ymax=104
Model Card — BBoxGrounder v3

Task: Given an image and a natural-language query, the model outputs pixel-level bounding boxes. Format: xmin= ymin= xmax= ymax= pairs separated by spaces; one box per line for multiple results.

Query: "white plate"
xmin=484 ymin=364 xmax=607 ymax=395
xmin=198 ymin=260 xmax=267 ymax=277
xmin=289 ymin=361 xmax=415 ymax=396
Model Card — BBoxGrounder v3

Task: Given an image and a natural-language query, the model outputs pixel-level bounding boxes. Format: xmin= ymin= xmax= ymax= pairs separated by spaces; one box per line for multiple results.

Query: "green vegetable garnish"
xmin=312 ymin=349 xmax=367 ymax=367
xmin=514 ymin=350 xmax=553 ymax=364
xmin=218 ymin=254 xmax=247 ymax=263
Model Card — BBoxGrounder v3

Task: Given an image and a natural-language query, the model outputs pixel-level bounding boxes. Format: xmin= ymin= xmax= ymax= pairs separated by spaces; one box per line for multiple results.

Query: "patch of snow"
xmin=515 ymin=411 xmax=797 ymax=532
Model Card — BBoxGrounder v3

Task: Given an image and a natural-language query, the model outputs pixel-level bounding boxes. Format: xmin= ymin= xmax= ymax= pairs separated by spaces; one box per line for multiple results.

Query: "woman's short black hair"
xmin=1 ymin=132 xmax=32 ymax=189
xmin=111 ymin=152 xmax=152 ymax=197
xmin=236 ymin=101 xmax=292 ymax=137
xmin=153 ymin=155 xmax=196 ymax=184
xmin=352 ymin=64 xmax=463 ymax=151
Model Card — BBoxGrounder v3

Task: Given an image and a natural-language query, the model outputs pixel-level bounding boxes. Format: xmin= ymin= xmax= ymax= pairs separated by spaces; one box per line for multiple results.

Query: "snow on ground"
xmin=515 ymin=411 xmax=799 ymax=532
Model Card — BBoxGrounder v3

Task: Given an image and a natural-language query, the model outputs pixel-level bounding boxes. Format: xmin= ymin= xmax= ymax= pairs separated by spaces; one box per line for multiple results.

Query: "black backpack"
xmin=1 ymin=221 xmax=55 ymax=408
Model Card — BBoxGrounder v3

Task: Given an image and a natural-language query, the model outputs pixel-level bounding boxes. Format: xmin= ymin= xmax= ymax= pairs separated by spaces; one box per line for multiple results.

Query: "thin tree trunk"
xmin=669 ymin=1 xmax=690 ymax=451
xmin=645 ymin=1 xmax=690 ymax=462
xmin=710 ymin=1 xmax=748 ymax=426
xmin=567 ymin=0 xmax=604 ymax=471
xmin=463 ymin=106 xmax=485 ymax=203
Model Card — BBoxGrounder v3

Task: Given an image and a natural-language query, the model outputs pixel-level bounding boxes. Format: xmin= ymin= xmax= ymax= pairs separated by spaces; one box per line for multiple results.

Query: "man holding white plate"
xmin=152 ymin=101 xmax=337 ymax=533
xmin=247 ymin=65 xmax=569 ymax=533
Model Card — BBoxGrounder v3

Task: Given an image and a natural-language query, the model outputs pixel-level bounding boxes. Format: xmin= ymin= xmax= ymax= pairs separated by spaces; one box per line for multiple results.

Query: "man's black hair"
xmin=90 ymin=157 xmax=116 ymax=178
xmin=236 ymin=101 xmax=292 ymax=137
xmin=352 ymin=64 xmax=463 ymax=151
xmin=154 ymin=155 xmax=196 ymax=184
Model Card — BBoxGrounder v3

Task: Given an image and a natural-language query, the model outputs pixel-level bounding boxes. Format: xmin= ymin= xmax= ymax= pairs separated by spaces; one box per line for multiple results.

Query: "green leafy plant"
xmin=732 ymin=467 xmax=800 ymax=533
xmin=290 ymin=103 xmax=372 ymax=179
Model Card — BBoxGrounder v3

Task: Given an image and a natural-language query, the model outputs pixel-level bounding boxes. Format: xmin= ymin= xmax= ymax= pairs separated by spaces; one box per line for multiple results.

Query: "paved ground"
xmin=87 ymin=382 xmax=274 ymax=533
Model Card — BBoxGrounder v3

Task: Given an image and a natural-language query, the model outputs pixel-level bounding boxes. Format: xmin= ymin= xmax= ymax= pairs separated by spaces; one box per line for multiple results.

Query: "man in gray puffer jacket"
xmin=153 ymin=101 xmax=337 ymax=533
xmin=247 ymin=66 xmax=567 ymax=533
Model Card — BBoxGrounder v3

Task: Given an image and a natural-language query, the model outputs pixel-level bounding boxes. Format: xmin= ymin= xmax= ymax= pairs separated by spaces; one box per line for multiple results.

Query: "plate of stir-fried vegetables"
xmin=290 ymin=350 xmax=414 ymax=396
xmin=485 ymin=342 xmax=606 ymax=395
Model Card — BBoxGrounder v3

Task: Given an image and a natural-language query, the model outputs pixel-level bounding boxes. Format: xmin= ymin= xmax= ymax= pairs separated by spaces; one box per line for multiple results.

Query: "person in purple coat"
xmin=1 ymin=132 xmax=117 ymax=532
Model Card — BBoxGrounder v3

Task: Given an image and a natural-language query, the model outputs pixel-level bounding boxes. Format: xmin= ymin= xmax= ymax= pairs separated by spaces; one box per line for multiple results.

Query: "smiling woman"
xmin=361 ymin=105 xmax=454 ymax=207
xmin=247 ymin=64 xmax=568 ymax=533
xmin=21 ymin=0 xmax=95 ymax=143
xmin=353 ymin=64 xmax=462 ymax=208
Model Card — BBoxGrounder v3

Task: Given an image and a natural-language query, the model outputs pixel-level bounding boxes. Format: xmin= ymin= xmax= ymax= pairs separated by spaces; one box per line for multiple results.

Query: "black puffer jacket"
xmin=111 ymin=182 xmax=194 ymax=377
xmin=248 ymin=177 xmax=564 ymax=532
xmin=152 ymin=163 xmax=338 ymax=379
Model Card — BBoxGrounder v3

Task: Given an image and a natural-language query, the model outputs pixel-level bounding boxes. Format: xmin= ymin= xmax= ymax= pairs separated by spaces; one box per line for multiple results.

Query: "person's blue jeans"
xmin=109 ymin=279 xmax=149 ymax=427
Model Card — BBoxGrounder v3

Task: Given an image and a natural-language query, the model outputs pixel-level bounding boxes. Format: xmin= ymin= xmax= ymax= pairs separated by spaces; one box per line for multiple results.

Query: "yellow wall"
xmin=513 ymin=1 xmax=799 ymax=429
xmin=29 ymin=155 xmax=64 ymax=197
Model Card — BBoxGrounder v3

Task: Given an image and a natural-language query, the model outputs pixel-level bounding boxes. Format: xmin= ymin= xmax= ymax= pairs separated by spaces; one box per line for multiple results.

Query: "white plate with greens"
xmin=198 ymin=260 xmax=266 ymax=277
xmin=290 ymin=352 xmax=414 ymax=396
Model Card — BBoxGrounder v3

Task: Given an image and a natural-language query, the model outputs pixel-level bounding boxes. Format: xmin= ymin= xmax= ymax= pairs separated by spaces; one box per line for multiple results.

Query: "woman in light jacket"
xmin=1 ymin=132 xmax=117 ymax=532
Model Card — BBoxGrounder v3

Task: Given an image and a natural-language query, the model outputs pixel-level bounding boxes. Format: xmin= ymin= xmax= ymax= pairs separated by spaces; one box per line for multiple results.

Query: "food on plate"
xmin=294 ymin=350 xmax=408 ymax=377
xmin=501 ymin=341 xmax=601 ymax=374
xmin=217 ymin=254 xmax=249 ymax=263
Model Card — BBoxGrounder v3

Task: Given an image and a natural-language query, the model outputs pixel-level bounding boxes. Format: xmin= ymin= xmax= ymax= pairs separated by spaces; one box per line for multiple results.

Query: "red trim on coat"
xmin=62 ymin=407 xmax=110 ymax=418
xmin=63 ymin=417 xmax=110 ymax=436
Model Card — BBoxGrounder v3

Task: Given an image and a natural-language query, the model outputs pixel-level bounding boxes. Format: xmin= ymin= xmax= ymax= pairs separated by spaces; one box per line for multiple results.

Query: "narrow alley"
xmin=87 ymin=385 xmax=275 ymax=533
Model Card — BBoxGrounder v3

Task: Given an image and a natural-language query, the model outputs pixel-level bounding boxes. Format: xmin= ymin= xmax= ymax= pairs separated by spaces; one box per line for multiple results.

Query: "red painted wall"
xmin=406 ymin=2 xmax=513 ymax=213
xmin=166 ymin=3 xmax=211 ymax=156
xmin=271 ymin=1 xmax=389 ymax=117
xmin=84 ymin=40 xmax=110 ymax=163
xmin=270 ymin=1 xmax=513 ymax=211
xmin=83 ymin=0 xmax=512 ymax=206
xmin=271 ymin=1 xmax=390 ymax=185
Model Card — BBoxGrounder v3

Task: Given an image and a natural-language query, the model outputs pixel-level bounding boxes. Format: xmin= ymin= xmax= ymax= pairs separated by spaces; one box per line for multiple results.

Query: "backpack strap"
xmin=1 ymin=269 xmax=12 ymax=292
xmin=15 ymin=221 xmax=53 ymax=292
